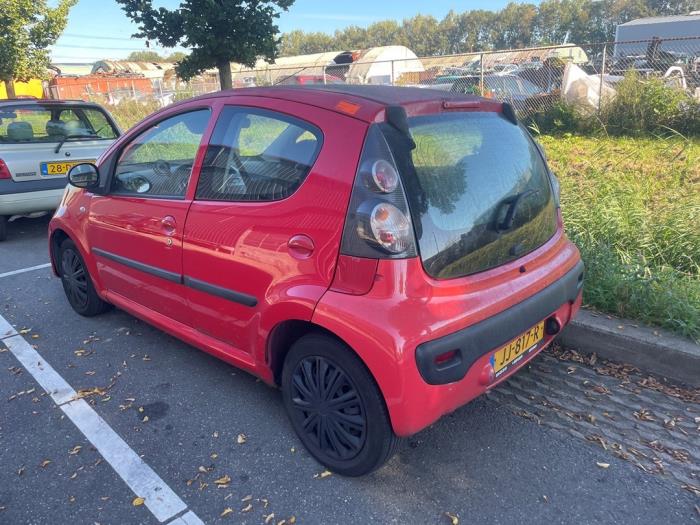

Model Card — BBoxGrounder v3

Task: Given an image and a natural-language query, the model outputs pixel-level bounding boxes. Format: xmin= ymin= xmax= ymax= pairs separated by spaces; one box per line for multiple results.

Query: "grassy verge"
xmin=540 ymin=134 xmax=700 ymax=341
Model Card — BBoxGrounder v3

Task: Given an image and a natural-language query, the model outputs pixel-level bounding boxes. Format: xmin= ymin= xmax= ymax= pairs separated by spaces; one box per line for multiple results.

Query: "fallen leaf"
xmin=213 ymin=431 xmax=219 ymax=438
xmin=314 ymin=470 xmax=332 ymax=479
xmin=31 ymin=334 xmax=39 ymax=339
xmin=85 ymin=371 xmax=96 ymax=376
xmin=288 ymin=517 xmax=296 ymax=524
xmin=220 ymin=508 xmax=234 ymax=517
xmin=17 ymin=466 xmax=25 ymax=476
xmin=210 ymin=453 xmax=218 ymax=460
xmin=445 ymin=511 xmax=459 ymax=524
xmin=70 ymin=472 xmax=78 ymax=480
xmin=596 ymin=462 xmax=610 ymax=469
xmin=19 ymin=328 xmax=31 ymax=334
xmin=142 ymin=416 xmax=149 ymax=423
xmin=214 ymin=475 xmax=231 ymax=486
xmin=198 ymin=466 xmax=210 ymax=474
xmin=265 ymin=513 xmax=275 ymax=524
xmin=40 ymin=459 xmax=51 ymax=468
xmin=241 ymin=503 xmax=253 ymax=513
xmin=241 ymin=495 xmax=252 ymax=502
xmin=69 ymin=445 xmax=82 ymax=455
xmin=132 ymin=497 xmax=145 ymax=506
xmin=236 ymin=433 xmax=247 ymax=444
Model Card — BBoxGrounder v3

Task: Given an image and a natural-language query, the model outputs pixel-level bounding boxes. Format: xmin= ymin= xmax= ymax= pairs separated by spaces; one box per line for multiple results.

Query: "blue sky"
xmin=51 ymin=0 xmax=536 ymax=63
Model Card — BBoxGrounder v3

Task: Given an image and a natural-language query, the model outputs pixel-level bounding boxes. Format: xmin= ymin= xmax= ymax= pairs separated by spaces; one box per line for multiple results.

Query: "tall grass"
xmin=541 ymin=134 xmax=700 ymax=341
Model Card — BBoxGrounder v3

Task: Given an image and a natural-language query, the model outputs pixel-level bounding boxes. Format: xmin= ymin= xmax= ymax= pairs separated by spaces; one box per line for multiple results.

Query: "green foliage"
xmin=541 ymin=134 xmax=700 ymax=341
xmin=116 ymin=0 xmax=295 ymax=89
xmin=601 ymin=72 xmax=700 ymax=136
xmin=0 ymin=0 xmax=76 ymax=97
xmin=278 ymin=0 xmax=695 ymax=57
xmin=126 ymin=50 xmax=189 ymax=63
xmin=527 ymin=74 xmax=700 ymax=137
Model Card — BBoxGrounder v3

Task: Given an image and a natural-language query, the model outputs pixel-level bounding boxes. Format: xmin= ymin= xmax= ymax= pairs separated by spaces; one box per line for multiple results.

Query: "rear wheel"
xmin=59 ymin=239 xmax=111 ymax=316
xmin=282 ymin=333 xmax=400 ymax=476
xmin=0 ymin=216 xmax=7 ymax=242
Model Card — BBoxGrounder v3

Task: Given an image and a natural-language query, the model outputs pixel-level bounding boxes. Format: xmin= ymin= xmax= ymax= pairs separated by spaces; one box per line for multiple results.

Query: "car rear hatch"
xmin=395 ymin=107 xmax=559 ymax=279
xmin=0 ymin=103 xmax=119 ymax=183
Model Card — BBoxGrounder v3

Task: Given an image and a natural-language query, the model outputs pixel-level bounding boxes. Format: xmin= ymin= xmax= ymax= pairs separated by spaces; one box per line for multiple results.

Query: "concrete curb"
xmin=559 ymin=309 xmax=700 ymax=388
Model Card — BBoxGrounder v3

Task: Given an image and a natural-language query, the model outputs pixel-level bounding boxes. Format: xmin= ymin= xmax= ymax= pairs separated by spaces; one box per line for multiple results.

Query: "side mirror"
xmin=68 ymin=163 xmax=100 ymax=189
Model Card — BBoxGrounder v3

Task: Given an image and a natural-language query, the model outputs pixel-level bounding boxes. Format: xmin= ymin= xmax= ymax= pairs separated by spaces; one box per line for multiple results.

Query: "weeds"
xmin=541 ymin=134 xmax=700 ymax=341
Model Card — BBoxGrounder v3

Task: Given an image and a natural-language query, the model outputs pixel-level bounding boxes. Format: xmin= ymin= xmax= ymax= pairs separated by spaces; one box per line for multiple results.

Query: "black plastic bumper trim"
xmin=415 ymin=259 xmax=584 ymax=385
xmin=0 ymin=177 xmax=68 ymax=195
xmin=183 ymin=276 xmax=258 ymax=307
xmin=92 ymin=247 xmax=181 ymax=283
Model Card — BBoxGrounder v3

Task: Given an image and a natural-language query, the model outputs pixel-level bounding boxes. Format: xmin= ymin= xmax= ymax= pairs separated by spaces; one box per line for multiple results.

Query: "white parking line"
xmin=0 ymin=263 xmax=52 ymax=279
xmin=0 ymin=314 xmax=204 ymax=524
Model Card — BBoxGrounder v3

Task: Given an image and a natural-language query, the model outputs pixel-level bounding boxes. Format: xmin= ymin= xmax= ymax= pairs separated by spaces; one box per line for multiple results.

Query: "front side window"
xmin=0 ymin=105 xmax=119 ymax=143
xmin=112 ymin=109 xmax=210 ymax=198
xmin=196 ymin=107 xmax=322 ymax=202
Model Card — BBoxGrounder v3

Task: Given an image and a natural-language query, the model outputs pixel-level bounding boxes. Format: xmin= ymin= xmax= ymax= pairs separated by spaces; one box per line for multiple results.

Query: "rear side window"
xmin=196 ymin=107 xmax=322 ymax=202
xmin=0 ymin=105 xmax=118 ymax=143
xmin=402 ymin=111 xmax=557 ymax=279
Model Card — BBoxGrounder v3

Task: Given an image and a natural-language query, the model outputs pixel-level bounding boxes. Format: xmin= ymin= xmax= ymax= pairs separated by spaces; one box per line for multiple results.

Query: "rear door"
xmin=182 ymin=99 xmax=366 ymax=356
xmin=0 ymin=103 xmax=119 ymax=184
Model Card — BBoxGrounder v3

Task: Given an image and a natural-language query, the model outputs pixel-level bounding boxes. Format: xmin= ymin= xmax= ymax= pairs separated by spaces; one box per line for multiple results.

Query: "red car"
xmin=49 ymin=85 xmax=583 ymax=476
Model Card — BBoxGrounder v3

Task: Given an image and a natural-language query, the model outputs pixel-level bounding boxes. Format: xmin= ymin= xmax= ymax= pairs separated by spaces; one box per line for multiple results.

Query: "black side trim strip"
xmin=415 ymin=259 xmax=584 ymax=385
xmin=92 ymin=248 xmax=182 ymax=283
xmin=183 ymin=276 xmax=258 ymax=307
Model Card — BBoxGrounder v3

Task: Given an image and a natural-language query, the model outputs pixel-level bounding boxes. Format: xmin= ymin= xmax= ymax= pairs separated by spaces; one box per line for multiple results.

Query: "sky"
xmin=51 ymin=0 xmax=538 ymax=63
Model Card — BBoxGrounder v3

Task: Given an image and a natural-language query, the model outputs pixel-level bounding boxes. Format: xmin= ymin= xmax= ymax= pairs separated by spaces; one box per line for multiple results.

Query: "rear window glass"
xmin=403 ymin=111 xmax=557 ymax=279
xmin=0 ymin=105 xmax=118 ymax=143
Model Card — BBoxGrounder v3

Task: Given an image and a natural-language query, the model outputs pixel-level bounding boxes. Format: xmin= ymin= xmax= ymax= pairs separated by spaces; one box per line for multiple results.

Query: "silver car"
xmin=0 ymin=99 xmax=120 ymax=240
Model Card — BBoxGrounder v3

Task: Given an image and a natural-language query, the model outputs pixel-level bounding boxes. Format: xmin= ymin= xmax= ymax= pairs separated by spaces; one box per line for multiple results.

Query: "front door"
xmin=87 ymin=108 xmax=211 ymax=324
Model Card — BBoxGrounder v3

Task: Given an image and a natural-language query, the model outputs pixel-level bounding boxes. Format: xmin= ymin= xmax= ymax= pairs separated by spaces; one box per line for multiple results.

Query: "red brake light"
xmin=0 ymin=159 xmax=11 ymax=180
xmin=340 ymin=125 xmax=417 ymax=259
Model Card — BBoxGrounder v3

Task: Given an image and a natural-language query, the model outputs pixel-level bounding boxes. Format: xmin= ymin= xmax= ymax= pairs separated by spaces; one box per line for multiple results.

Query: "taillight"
xmin=340 ymin=125 xmax=417 ymax=259
xmin=0 ymin=159 xmax=11 ymax=180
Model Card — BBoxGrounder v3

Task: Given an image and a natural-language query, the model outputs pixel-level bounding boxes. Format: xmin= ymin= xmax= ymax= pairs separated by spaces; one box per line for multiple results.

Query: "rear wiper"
xmin=54 ymin=133 xmax=99 ymax=154
xmin=496 ymin=189 xmax=539 ymax=232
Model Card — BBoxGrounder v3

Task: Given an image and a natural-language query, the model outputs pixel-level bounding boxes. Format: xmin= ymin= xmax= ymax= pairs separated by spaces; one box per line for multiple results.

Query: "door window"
xmin=196 ymin=107 xmax=321 ymax=202
xmin=112 ymin=109 xmax=210 ymax=198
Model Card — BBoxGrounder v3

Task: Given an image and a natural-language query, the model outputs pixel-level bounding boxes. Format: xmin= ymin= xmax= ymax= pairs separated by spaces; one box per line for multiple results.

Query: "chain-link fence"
xmin=53 ymin=37 xmax=700 ymax=128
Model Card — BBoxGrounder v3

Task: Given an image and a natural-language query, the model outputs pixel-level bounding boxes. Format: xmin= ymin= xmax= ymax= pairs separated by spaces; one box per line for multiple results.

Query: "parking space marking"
xmin=0 ymin=262 xmax=52 ymax=279
xmin=0 ymin=313 xmax=204 ymax=524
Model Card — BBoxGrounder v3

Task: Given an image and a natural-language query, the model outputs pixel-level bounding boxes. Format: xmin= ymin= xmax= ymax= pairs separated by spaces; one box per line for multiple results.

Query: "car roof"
xmin=185 ymin=85 xmax=494 ymax=122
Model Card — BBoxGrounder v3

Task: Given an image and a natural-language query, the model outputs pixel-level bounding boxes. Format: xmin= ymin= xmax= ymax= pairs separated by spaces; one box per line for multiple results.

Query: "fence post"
xmin=598 ymin=44 xmax=607 ymax=113
xmin=479 ymin=53 xmax=485 ymax=96
xmin=323 ymin=65 xmax=327 ymax=85
xmin=391 ymin=59 xmax=395 ymax=85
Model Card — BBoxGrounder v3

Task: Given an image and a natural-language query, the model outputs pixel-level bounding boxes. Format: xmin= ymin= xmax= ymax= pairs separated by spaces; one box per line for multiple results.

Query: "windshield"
xmin=402 ymin=111 xmax=557 ymax=279
xmin=0 ymin=104 xmax=119 ymax=144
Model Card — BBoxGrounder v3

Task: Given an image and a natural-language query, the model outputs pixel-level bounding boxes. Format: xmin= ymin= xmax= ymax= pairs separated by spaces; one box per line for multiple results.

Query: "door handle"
xmin=287 ymin=234 xmax=314 ymax=259
xmin=161 ymin=215 xmax=176 ymax=236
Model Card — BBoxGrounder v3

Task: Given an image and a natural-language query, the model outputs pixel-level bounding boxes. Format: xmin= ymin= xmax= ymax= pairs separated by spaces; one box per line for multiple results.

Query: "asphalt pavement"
xmin=1 ymin=215 xmax=698 ymax=525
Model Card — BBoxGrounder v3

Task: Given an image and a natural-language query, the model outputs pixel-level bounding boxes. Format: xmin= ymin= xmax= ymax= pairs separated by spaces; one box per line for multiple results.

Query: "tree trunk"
xmin=4 ymin=78 xmax=16 ymax=99
xmin=217 ymin=60 xmax=232 ymax=91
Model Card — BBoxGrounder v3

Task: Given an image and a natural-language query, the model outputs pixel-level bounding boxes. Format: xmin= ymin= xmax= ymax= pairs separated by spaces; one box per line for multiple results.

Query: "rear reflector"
xmin=335 ymin=100 xmax=361 ymax=115
xmin=0 ymin=159 xmax=11 ymax=180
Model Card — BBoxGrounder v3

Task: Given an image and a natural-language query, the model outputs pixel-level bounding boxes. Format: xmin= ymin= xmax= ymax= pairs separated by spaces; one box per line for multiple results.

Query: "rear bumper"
xmin=0 ymin=188 xmax=64 ymax=215
xmin=312 ymin=230 xmax=584 ymax=437
xmin=416 ymin=260 xmax=584 ymax=385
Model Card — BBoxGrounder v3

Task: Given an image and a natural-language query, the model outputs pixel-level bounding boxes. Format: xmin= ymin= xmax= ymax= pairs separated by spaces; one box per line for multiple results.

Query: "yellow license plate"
xmin=491 ymin=321 xmax=544 ymax=376
xmin=41 ymin=160 xmax=94 ymax=176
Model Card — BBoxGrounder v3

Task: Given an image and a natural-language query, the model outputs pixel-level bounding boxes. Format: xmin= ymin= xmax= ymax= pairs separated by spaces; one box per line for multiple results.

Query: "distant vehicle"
xmin=50 ymin=85 xmax=583 ymax=475
xmin=492 ymin=63 xmax=519 ymax=75
xmin=275 ymin=74 xmax=345 ymax=86
xmin=0 ymin=99 xmax=120 ymax=240
xmin=446 ymin=74 xmax=557 ymax=113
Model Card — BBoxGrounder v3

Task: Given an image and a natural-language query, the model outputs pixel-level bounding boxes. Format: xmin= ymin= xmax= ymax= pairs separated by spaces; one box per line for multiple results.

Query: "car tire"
xmin=0 ymin=216 xmax=7 ymax=242
xmin=59 ymin=239 xmax=111 ymax=317
xmin=282 ymin=333 xmax=400 ymax=476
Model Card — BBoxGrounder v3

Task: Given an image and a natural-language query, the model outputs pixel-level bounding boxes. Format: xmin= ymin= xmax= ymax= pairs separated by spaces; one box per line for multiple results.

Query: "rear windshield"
xmin=0 ymin=105 xmax=119 ymax=144
xmin=403 ymin=111 xmax=557 ymax=279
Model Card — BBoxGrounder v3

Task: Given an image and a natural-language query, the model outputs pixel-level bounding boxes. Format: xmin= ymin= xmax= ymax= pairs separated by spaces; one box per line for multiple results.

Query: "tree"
xmin=165 ymin=51 xmax=188 ymax=63
xmin=0 ymin=0 xmax=75 ymax=99
xmin=127 ymin=50 xmax=165 ymax=62
xmin=116 ymin=0 xmax=295 ymax=90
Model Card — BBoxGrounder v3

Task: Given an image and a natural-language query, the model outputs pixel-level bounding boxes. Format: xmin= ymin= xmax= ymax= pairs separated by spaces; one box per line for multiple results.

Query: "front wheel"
xmin=59 ymin=239 xmax=111 ymax=317
xmin=282 ymin=333 xmax=400 ymax=476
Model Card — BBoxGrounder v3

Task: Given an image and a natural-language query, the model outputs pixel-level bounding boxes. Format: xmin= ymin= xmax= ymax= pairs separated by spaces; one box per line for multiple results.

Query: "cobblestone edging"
xmin=559 ymin=309 xmax=700 ymax=388
xmin=489 ymin=346 xmax=700 ymax=496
